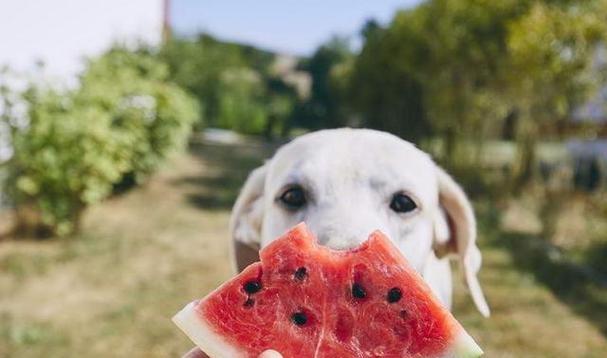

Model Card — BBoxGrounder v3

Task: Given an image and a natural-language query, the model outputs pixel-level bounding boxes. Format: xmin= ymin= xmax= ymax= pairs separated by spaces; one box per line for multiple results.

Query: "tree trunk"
xmin=513 ymin=120 xmax=538 ymax=191
xmin=263 ymin=115 xmax=276 ymax=140
xmin=539 ymin=188 xmax=562 ymax=242
xmin=443 ymin=125 xmax=457 ymax=167
xmin=14 ymin=204 xmax=53 ymax=238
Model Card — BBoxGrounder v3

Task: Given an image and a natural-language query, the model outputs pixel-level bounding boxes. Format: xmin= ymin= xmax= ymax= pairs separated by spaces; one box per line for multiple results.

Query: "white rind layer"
xmin=172 ymin=301 xmax=245 ymax=358
xmin=441 ymin=329 xmax=484 ymax=358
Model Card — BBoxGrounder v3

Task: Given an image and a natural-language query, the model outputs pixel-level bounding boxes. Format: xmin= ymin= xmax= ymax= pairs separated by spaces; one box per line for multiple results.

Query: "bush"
xmin=215 ymin=68 xmax=268 ymax=135
xmin=1 ymin=47 xmax=199 ymax=236
xmin=161 ymin=36 xmax=299 ymax=137
xmin=78 ymin=47 xmax=199 ymax=180
xmin=4 ymin=86 xmax=131 ymax=235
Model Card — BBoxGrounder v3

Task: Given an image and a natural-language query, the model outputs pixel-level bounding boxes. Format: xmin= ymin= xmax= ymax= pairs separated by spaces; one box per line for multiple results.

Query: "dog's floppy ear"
xmin=433 ymin=166 xmax=490 ymax=317
xmin=229 ymin=164 xmax=267 ymax=273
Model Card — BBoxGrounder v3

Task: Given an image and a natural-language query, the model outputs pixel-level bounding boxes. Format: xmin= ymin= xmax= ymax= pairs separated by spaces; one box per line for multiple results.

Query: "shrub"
xmin=216 ymin=68 xmax=268 ymax=135
xmin=78 ymin=47 xmax=199 ymax=180
xmin=4 ymin=86 xmax=131 ymax=235
xmin=1 ymin=47 xmax=199 ymax=236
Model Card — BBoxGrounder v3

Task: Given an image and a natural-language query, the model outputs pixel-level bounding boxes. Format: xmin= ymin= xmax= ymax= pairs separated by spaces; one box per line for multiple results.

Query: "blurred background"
xmin=1 ymin=0 xmax=606 ymax=356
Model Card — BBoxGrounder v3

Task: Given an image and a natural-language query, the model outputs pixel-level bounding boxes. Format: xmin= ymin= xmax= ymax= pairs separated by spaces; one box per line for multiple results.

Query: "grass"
xmin=453 ymin=201 xmax=607 ymax=357
xmin=0 ymin=140 xmax=606 ymax=357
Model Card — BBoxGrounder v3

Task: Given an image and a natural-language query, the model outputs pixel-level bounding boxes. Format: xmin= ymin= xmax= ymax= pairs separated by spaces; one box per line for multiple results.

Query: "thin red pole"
xmin=162 ymin=0 xmax=171 ymax=43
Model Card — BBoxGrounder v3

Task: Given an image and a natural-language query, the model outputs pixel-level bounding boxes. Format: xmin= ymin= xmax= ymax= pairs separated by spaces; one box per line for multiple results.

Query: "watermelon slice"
xmin=173 ymin=223 xmax=483 ymax=358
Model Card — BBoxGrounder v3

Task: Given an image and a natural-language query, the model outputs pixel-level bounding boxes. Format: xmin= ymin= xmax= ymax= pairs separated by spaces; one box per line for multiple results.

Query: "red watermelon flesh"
xmin=173 ymin=223 xmax=483 ymax=358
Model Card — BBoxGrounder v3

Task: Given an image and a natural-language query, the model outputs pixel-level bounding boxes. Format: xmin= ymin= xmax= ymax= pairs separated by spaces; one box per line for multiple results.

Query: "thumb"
xmin=258 ymin=349 xmax=283 ymax=358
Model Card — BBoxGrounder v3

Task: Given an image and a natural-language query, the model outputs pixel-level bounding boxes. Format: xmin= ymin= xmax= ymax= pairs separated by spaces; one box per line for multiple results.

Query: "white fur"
xmin=230 ymin=128 xmax=489 ymax=317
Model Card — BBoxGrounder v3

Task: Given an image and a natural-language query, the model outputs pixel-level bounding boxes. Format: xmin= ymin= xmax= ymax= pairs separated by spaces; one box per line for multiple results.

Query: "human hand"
xmin=182 ymin=347 xmax=283 ymax=358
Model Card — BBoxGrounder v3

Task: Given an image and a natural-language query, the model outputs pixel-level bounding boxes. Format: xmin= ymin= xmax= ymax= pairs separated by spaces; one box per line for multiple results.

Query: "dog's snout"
xmin=316 ymin=230 xmax=367 ymax=250
xmin=302 ymin=204 xmax=390 ymax=250
xmin=309 ymin=218 xmax=386 ymax=250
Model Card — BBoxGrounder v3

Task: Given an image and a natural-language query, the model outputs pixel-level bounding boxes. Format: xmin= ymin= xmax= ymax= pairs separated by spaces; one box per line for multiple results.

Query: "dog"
xmin=230 ymin=128 xmax=489 ymax=317
xmin=185 ymin=128 xmax=489 ymax=357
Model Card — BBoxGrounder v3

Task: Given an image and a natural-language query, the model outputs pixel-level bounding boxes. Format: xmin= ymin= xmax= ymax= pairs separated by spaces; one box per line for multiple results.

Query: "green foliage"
xmin=348 ymin=0 xmax=607 ymax=167
xmin=506 ymin=2 xmax=606 ymax=122
xmin=161 ymin=35 xmax=255 ymax=127
xmin=1 ymin=47 xmax=199 ymax=236
xmin=349 ymin=1 xmax=527 ymax=150
xmin=78 ymin=47 xmax=199 ymax=179
xmin=504 ymin=1 xmax=607 ymax=184
xmin=293 ymin=36 xmax=353 ymax=130
xmin=348 ymin=20 xmax=430 ymax=141
xmin=161 ymin=35 xmax=298 ymax=137
xmin=215 ymin=68 xmax=267 ymax=134
xmin=3 ymin=86 xmax=130 ymax=235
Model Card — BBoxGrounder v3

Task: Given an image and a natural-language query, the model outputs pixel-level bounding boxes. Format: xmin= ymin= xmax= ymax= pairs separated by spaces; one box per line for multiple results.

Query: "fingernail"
xmin=258 ymin=349 xmax=282 ymax=358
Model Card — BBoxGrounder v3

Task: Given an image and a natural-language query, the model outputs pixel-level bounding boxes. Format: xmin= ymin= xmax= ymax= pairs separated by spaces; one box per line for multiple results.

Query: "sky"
xmin=171 ymin=0 xmax=421 ymax=55
xmin=0 ymin=0 xmax=162 ymax=80
xmin=0 ymin=0 xmax=420 ymax=80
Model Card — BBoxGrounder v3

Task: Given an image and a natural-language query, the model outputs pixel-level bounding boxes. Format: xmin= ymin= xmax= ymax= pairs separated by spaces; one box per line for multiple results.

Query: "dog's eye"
xmin=390 ymin=193 xmax=417 ymax=213
xmin=279 ymin=186 xmax=306 ymax=209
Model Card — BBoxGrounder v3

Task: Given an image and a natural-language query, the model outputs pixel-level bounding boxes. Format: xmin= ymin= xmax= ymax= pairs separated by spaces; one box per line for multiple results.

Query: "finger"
xmin=182 ymin=347 xmax=209 ymax=358
xmin=182 ymin=347 xmax=280 ymax=358
xmin=258 ymin=349 xmax=283 ymax=358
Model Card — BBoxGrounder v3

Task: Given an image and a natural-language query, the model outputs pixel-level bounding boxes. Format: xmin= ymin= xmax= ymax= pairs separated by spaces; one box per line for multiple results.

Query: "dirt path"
xmin=0 ymin=142 xmax=605 ymax=357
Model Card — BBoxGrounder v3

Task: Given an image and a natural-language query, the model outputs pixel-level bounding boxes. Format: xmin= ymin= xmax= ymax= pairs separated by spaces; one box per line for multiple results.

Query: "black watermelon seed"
xmin=352 ymin=283 xmax=366 ymax=299
xmin=294 ymin=267 xmax=307 ymax=281
xmin=387 ymin=287 xmax=402 ymax=303
xmin=243 ymin=280 xmax=262 ymax=294
xmin=244 ymin=298 xmax=255 ymax=308
xmin=291 ymin=311 xmax=308 ymax=326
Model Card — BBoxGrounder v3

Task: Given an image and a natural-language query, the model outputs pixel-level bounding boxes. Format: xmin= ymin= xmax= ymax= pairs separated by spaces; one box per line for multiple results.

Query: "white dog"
xmin=230 ymin=128 xmax=489 ymax=317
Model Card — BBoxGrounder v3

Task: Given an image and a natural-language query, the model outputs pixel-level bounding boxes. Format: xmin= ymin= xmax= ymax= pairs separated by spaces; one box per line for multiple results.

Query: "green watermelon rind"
xmin=172 ymin=301 xmax=245 ymax=358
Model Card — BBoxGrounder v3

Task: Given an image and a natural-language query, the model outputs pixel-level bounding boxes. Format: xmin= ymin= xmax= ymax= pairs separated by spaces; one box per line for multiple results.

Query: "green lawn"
xmin=0 ymin=141 xmax=605 ymax=357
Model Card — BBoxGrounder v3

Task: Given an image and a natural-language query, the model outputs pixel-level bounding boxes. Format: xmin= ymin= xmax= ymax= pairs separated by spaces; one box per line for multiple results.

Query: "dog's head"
xmin=229 ymin=128 xmax=489 ymax=316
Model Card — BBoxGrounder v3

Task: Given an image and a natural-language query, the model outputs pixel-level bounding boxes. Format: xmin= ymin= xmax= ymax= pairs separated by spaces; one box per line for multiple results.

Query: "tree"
xmin=162 ymin=34 xmax=298 ymax=137
xmin=264 ymin=77 xmax=299 ymax=138
xmin=349 ymin=1 xmax=527 ymax=160
xmin=348 ymin=19 xmax=430 ymax=143
xmin=348 ymin=0 xmax=606 ymax=173
xmin=505 ymin=1 xmax=607 ymax=186
xmin=293 ymin=36 xmax=353 ymax=130
xmin=161 ymin=35 xmax=251 ymax=128
xmin=215 ymin=68 xmax=267 ymax=135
